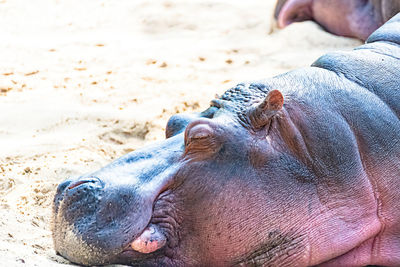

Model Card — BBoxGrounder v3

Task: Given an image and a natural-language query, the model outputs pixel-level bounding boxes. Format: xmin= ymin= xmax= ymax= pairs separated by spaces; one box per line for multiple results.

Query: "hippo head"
xmin=52 ymin=77 xmax=378 ymax=265
xmin=52 ymin=83 xmax=315 ymax=266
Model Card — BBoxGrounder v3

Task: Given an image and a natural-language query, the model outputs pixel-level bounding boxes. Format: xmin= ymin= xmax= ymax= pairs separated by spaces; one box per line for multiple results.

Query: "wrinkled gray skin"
xmin=274 ymin=0 xmax=400 ymax=40
xmin=52 ymin=15 xmax=400 ymax=266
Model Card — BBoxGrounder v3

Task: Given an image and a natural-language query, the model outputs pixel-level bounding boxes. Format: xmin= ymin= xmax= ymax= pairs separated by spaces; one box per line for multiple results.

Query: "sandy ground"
xmin=0 ymin=0 xmax=361 ymax=266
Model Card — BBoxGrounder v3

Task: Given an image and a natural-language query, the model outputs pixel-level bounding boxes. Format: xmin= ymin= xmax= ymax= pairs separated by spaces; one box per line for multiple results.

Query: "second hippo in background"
xmin=274 ymin=0 xmax=400 ymax=40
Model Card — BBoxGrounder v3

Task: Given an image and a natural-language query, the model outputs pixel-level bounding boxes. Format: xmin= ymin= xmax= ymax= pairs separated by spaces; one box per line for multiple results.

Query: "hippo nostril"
xmin=68 ymin=180 xmax=90 ymax=190
xmin=56 ymin=180 xmax=72 ymax=194
xmin=67 ymin=177 xmax=103 ymax=190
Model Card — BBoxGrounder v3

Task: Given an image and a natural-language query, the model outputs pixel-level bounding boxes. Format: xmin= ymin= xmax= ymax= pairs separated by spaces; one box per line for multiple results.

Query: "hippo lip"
xmin=121 ymin=224 xmax=166 ymax=254
xmin=116 ymin=224 xmax=168 ymax=265
xmin=118 ymin=190 xmax=174 ymax=262
xmin=130 ymin=224 xmax=167 ymax=253
xmin=122 ymin=197 xmax=170 ymax=254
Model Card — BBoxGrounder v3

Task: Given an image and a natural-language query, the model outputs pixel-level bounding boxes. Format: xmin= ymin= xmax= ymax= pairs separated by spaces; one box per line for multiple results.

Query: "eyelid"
xmin=183 ymin=120 xmax=222 ymax=158
xmin=185 ymin=122 xmax=214 ymax=146
xmin=190 ymin=131 xmax=210 ymax=140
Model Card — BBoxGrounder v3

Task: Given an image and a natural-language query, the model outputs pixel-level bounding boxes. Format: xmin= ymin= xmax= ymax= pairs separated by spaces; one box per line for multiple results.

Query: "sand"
xmin=0 ymin=0 xmax=361 ymax=266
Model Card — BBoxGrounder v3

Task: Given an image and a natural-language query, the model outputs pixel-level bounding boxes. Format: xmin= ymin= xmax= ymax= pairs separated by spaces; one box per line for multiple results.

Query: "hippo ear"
xmin=247 ymin=90 xmax=284 ymax=129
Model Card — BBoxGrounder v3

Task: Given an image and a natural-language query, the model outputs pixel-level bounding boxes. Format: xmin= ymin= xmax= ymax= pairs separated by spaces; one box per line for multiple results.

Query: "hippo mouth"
xmin=115 ymin=189 xmax=181 ymax=265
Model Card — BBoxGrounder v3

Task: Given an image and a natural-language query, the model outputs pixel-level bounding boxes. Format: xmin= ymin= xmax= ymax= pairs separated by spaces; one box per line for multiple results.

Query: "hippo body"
xmin=274 ymin=0 xmax=400 ymax=40
xmin=52 ymin=14 xmax=400 ymax=266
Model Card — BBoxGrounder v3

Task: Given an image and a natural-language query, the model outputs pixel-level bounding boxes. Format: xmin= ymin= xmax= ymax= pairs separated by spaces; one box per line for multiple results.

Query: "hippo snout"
xmin=52 ymin=138 xmax=183 ymax=265
xmin=53 ymin=174 xmax=157 ymax=265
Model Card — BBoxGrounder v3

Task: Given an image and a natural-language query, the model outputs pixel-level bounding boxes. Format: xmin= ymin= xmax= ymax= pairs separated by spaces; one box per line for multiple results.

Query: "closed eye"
xmin=188 ymin=131 xmax=210 ymax=142
xmin=184 ymin=123 xmax=214 ymax=147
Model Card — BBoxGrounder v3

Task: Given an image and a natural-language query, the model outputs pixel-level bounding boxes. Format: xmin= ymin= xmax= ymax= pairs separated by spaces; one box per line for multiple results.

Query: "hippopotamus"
xmin=52 ymin=14 xmax=400 ymax=266
xmin=274 ymin=0 xmax=400 ymax=40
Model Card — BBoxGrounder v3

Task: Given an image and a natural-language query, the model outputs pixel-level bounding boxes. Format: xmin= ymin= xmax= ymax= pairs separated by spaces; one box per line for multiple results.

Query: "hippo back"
xmin=312 ymin=13 xmax=400 ymax=118
xmin=309 ymin=13 xmax=400 ymax=264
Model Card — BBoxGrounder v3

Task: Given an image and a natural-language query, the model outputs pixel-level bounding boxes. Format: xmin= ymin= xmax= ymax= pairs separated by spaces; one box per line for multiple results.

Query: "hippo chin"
xmin=52 ymin=14 xmax=400 ymax=266
xmin=274 ymin=0 xmax=400 ymax=40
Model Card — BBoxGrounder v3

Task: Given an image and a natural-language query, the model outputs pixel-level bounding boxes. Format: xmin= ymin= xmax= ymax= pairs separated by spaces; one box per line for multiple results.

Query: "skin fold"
xmin=274 ymin=0 xmax=400 ymax=40
xmin=52 ymin=14 xmax=400 ymax=267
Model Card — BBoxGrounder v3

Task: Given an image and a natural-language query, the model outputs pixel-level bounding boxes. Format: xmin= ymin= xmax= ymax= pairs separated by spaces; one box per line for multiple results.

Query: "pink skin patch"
xmin=131 ymin=225 xmax=167 ymax=254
